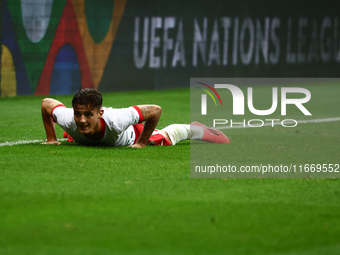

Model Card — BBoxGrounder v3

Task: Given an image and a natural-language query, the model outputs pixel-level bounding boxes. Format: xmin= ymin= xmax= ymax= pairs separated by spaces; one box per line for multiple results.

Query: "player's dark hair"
xmin=72 ymin=88 xmax=103 ymax=110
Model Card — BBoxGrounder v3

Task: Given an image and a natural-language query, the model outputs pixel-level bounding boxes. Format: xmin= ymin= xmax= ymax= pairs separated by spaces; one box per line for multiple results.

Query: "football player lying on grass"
xmin=41 ymin=89 xmax=230 ymax=148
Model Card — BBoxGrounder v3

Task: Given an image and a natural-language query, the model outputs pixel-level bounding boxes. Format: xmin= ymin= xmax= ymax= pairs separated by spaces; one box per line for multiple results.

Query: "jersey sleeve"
xmin=103 ymin=106 xmax=143 ymax=133
xmin=51 ymin=105 xmax=74 ymax=129
xmin=51 ymin=104 xmax=66 ymax=123
xmin=131 ymin=105 xmax=144 ymax=123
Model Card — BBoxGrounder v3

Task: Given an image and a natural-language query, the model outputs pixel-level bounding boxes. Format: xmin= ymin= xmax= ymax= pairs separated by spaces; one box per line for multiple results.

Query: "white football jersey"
xmin=52 ymin=105 xmax=142 ymax=146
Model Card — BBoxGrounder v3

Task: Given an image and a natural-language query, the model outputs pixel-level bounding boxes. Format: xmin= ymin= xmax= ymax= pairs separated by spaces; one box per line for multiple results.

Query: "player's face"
xmin=73 ymin=104 xmax=103 ymax=136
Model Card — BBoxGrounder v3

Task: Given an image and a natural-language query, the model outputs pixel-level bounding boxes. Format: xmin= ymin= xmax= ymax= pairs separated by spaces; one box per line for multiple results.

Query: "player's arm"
xmin=41 ymin=98 xmax=63 ymax=145
xmin=130 ymin=105 xmax=162 ymax=148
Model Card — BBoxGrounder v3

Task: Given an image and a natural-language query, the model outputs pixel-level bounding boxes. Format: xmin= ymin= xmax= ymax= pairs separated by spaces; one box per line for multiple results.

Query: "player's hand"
xmin=128 ymin=142 xmax=145 ymax=148
xmin=41 ymin=140 xmax=61 ymax=145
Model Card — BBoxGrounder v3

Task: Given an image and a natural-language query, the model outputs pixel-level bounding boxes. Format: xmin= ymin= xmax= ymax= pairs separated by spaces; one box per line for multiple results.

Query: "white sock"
xmin=190 ymin=125 xmax=204 ymax=140
xmin=162 ymin=124 xmax=204 ymax=145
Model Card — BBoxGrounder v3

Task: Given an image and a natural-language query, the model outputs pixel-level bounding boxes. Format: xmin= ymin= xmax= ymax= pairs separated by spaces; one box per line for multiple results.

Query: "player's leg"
xmin=160 ymin=124 xmax=190 ymax=145
xmin=161 ymin=122 xmax=230 ymax=145
xmin=156 ymin=130 xmax=173 ymax=145
xmin=190 ymin=121 xmax=230 ymax=144
xmin=133 ymin=124 xmax=173 ymax=146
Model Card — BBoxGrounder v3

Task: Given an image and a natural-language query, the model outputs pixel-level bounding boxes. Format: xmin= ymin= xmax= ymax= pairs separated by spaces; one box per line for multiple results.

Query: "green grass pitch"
xmin=0 ymin=83 xmax=340 ymax=255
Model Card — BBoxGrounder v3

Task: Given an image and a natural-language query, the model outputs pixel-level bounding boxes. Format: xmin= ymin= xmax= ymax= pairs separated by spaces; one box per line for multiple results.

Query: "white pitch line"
xmin=0 ymin=138 xmax=67 ymax=147
xmin=213 ymin=117 xmax=340 ymax=130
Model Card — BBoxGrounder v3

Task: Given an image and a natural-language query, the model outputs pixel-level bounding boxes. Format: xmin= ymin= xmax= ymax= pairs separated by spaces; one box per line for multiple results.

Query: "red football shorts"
xmin=133 ymin=124 xmax=171 ymax=146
